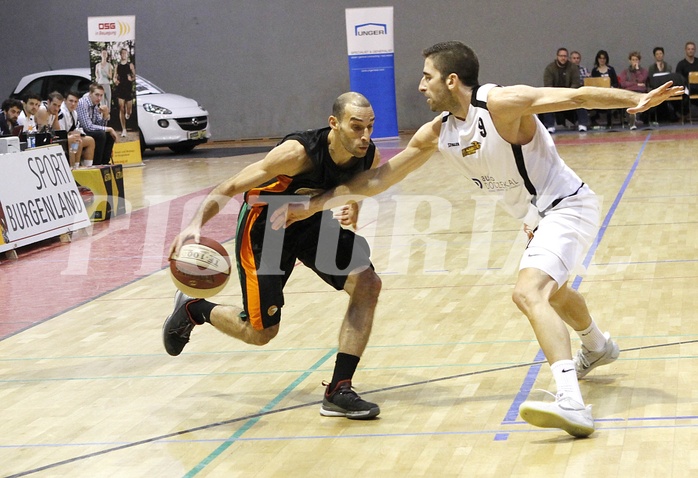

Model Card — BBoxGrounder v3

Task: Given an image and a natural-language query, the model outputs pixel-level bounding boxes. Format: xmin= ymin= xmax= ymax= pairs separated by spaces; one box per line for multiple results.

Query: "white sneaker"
xmin=630 ymin=124 xmax=637 ymax=130
xmin=520 ymin=392 xmax=594 ymax=438
xmin=547 ymin=126 xmax=556 ymax=134
xmin=578 ymin=125 xmax=587 ymax=132
xmin=121 ymin=130 xmax=128 ymax=138
xmin=574 ymin=332 xmax=620 ymax=379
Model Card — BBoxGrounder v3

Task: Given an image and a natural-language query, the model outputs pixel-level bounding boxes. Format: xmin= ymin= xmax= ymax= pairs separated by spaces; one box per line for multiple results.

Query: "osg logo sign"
xmin=96 ymin=20 xmax=131 ymax=37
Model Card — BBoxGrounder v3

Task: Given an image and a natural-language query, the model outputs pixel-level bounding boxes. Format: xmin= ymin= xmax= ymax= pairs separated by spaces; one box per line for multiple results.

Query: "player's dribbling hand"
xmin=169 ymin=226 xmax=202 ymax=259
xmin=270 ymin=202 xmax=313 ymax=230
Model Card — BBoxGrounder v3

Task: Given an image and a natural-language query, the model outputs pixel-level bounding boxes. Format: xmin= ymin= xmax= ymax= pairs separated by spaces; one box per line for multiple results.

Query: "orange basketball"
xmin=169 ymin=237 xmax=231 ymax=298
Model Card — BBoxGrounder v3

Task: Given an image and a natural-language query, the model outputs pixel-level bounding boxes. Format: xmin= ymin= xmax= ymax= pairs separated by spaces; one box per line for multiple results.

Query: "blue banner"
xmin=345 ymin=8 xmax=398 ymax=139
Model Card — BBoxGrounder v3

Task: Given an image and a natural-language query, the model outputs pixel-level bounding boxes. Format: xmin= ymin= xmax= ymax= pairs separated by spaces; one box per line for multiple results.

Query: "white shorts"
xmin=519 ymin=186 xmax=600 ymax=288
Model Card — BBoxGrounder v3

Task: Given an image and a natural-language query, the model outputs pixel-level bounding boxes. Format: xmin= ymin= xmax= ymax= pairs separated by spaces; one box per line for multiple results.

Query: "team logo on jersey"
xmin=461 ymin=141 xmax=481 ymax=157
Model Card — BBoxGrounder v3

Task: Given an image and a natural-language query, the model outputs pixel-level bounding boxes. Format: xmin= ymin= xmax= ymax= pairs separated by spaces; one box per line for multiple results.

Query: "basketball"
xmin=169 ymin=237 xmax=231 ymax=298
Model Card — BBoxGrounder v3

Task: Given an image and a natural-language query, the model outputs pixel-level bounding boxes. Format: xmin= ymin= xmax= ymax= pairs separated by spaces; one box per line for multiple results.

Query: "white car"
xmin=11 ymin=68 xmax=211 ymax=154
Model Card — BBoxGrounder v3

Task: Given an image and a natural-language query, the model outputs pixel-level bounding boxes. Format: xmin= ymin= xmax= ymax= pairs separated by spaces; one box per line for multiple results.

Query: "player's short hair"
xmin=423 ymin=41 xmax=480 ymax=87
xmin=332 ymin=92 xmax=371 ymax=120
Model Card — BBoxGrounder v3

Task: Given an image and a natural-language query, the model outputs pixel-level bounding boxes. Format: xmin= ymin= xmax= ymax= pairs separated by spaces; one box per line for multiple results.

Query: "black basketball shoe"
xmin=320 ymin=380 xmax=380 ymax=419
xmin=162 ymin=291 xmax=199 ymax=356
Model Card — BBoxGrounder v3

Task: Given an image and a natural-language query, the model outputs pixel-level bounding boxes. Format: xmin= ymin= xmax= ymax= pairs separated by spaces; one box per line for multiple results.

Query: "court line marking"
xmin=499 ymin=133 xmax=653 ymax=437
xmin=5 ymin=338 xmax=697 ymax=478
xmin=183 ymin=348 xmax=336 ymax=476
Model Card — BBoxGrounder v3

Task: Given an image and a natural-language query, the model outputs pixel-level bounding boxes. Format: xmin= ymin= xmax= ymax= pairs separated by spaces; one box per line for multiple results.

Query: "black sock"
xmin=186 ymin=299 xmax=216 ymax=324
xmin=330 ymin=353 xmax=360 ymax=390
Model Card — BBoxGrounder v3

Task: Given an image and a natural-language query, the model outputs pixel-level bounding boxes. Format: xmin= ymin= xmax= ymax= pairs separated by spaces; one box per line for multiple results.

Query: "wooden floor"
xmin=2 ymin=125 xmax=698 ymax=477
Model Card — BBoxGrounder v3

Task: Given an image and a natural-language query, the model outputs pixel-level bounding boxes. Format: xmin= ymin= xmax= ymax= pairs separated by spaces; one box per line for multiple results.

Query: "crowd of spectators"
xmin=543 ymin=41 xmax=698 ymax=132
xmin=0 ymin=82 xmax=119 ymax=167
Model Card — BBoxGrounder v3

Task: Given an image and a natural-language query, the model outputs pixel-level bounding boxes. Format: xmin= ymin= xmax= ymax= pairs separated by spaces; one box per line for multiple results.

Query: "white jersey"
xmin=437 ymin=83 xmax=585 ymax=220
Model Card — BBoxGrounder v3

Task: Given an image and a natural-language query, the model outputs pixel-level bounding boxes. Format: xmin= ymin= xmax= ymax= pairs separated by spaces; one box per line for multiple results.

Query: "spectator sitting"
xmin=569 ymin=50 xmax=590 ymax=131
xmin=590 ymin=50 xmax=620 ymax=127
xmin=618 ymin=51 xmax=649 ymax=129
xmin=676 ymin=41 xmax=698 ymax=116
xmin=542 ymin=47 xmax=586 ymax=133
xmin=36 ymin=91 xmax=64 ymax=133
xmin=16 ymin=93 xmax=42 ymax=133
xmin=59 ymin=90 xmax=96 ymax=169
xmin=648 ymin=46 xmax=672 ymax=76
xmin=0 ymin=98 xmax=23 ymax=136
xmin=76 ymin=83 xmax=117 ymax=166
xmin=647 ymin=47 xmax=679 ymax=123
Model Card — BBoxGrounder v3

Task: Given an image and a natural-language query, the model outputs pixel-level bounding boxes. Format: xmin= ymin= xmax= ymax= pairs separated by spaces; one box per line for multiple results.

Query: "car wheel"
xmin=169 ymin=144 xmax=196 ymax=154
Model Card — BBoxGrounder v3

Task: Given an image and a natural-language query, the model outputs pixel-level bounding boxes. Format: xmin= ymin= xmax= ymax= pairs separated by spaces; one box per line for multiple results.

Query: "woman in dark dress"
xmin=113 ymin=48 xmax=136 ymax=138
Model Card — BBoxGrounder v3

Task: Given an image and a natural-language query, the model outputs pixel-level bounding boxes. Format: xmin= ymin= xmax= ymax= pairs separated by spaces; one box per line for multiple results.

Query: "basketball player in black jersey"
xmin=164 ymin=92 xmax=382 ymax=419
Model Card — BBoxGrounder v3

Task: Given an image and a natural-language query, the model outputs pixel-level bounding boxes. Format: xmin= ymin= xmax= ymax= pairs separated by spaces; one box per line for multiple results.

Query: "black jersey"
xmin=245 ymin=127 xmax=375 ymax=203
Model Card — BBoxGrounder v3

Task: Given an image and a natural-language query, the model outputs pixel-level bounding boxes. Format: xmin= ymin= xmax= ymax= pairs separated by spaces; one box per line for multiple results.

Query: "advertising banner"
xmin=345 ymin=7 xmax=398 ymax=139
xmin=87 ymin=16 xmax=143 ymax=166
xmin=0 ymin=146 xmax=92 ymax=253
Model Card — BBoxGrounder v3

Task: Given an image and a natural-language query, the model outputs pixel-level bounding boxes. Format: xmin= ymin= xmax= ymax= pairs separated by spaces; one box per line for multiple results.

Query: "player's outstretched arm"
xmin=271 ymin=117 xmax=441 ymax=229
xmin=491 ymin=81 xmax=684 ymax=119
xmin=169 ymin=141 xmax=309 ymax=257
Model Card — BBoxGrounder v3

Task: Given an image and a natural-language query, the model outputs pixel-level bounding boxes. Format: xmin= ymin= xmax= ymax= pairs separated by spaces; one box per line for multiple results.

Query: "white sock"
xmin=551 ymin=359 xmax=584 ymax=405
xmin=576 ymin=320 xmax=607 ymax=352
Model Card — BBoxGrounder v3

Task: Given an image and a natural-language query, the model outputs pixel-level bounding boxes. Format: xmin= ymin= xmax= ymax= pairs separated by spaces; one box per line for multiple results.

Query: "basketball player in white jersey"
xmin=271 ymin=41 xmax=683 ymax=437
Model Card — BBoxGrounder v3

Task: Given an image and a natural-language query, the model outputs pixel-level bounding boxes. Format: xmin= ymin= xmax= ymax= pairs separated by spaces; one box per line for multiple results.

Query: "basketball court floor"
xmin=1 ymin=125 xmax=697 ymax=477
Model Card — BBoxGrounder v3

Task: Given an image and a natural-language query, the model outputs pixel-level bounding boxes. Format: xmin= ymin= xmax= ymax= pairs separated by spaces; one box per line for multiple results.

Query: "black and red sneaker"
xmin=162 ymin=291 xmax=199 ymax=356
xmin=320 ymin=379 xmax=380 ymax=419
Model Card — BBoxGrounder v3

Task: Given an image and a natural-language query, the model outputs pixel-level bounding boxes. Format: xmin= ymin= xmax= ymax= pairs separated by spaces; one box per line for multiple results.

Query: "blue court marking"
xmin=183 ymin=347 xmax=336 ymax=478
xmin=499 ymin=133 xmax=653 ymax=438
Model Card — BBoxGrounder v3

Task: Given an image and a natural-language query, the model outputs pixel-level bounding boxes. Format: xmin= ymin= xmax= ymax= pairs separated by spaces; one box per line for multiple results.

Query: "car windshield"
xmin=135 ymin=76 xmax=165 ymax=95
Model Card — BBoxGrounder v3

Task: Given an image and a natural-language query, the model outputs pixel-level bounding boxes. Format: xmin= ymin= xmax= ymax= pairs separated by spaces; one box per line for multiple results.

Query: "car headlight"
xmin=142 ymin=103 xmax=172 ymax=114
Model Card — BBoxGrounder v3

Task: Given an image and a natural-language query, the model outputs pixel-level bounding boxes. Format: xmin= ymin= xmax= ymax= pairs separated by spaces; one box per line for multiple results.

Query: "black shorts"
xmin=235 ymin=203 xmax=372 ymax=330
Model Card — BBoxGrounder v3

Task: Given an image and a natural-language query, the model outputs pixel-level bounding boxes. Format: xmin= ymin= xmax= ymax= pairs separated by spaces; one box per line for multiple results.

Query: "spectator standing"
xmin=542 ymin=48 xmax=586 ymax=132
xmin=77 ymin=83 xmax=117 ymax=165
xmin=618 ymin=52 xmax=649 ymax=129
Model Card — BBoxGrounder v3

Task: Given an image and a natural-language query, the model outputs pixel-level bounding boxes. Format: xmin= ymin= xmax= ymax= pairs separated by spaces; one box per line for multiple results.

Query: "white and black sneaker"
xmin=574 ymin=332 xmax=620 ymax=379
xmin=520 ymin=391 xmax=594 ymax=438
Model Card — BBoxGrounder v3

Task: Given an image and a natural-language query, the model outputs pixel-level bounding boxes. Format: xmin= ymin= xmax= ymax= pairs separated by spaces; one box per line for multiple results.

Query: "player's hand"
xmin=627 ymin=81 xmax=684 ymax=114
xmin=270 ymin=202 xmax=312 ymax=230
xmin=169 ymin=226 xmax=201 ymax=259
xmin=333 ymin=201 xmax=359 ymax=230
xmin=523 ymin=223 xmax=535 ymax=241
